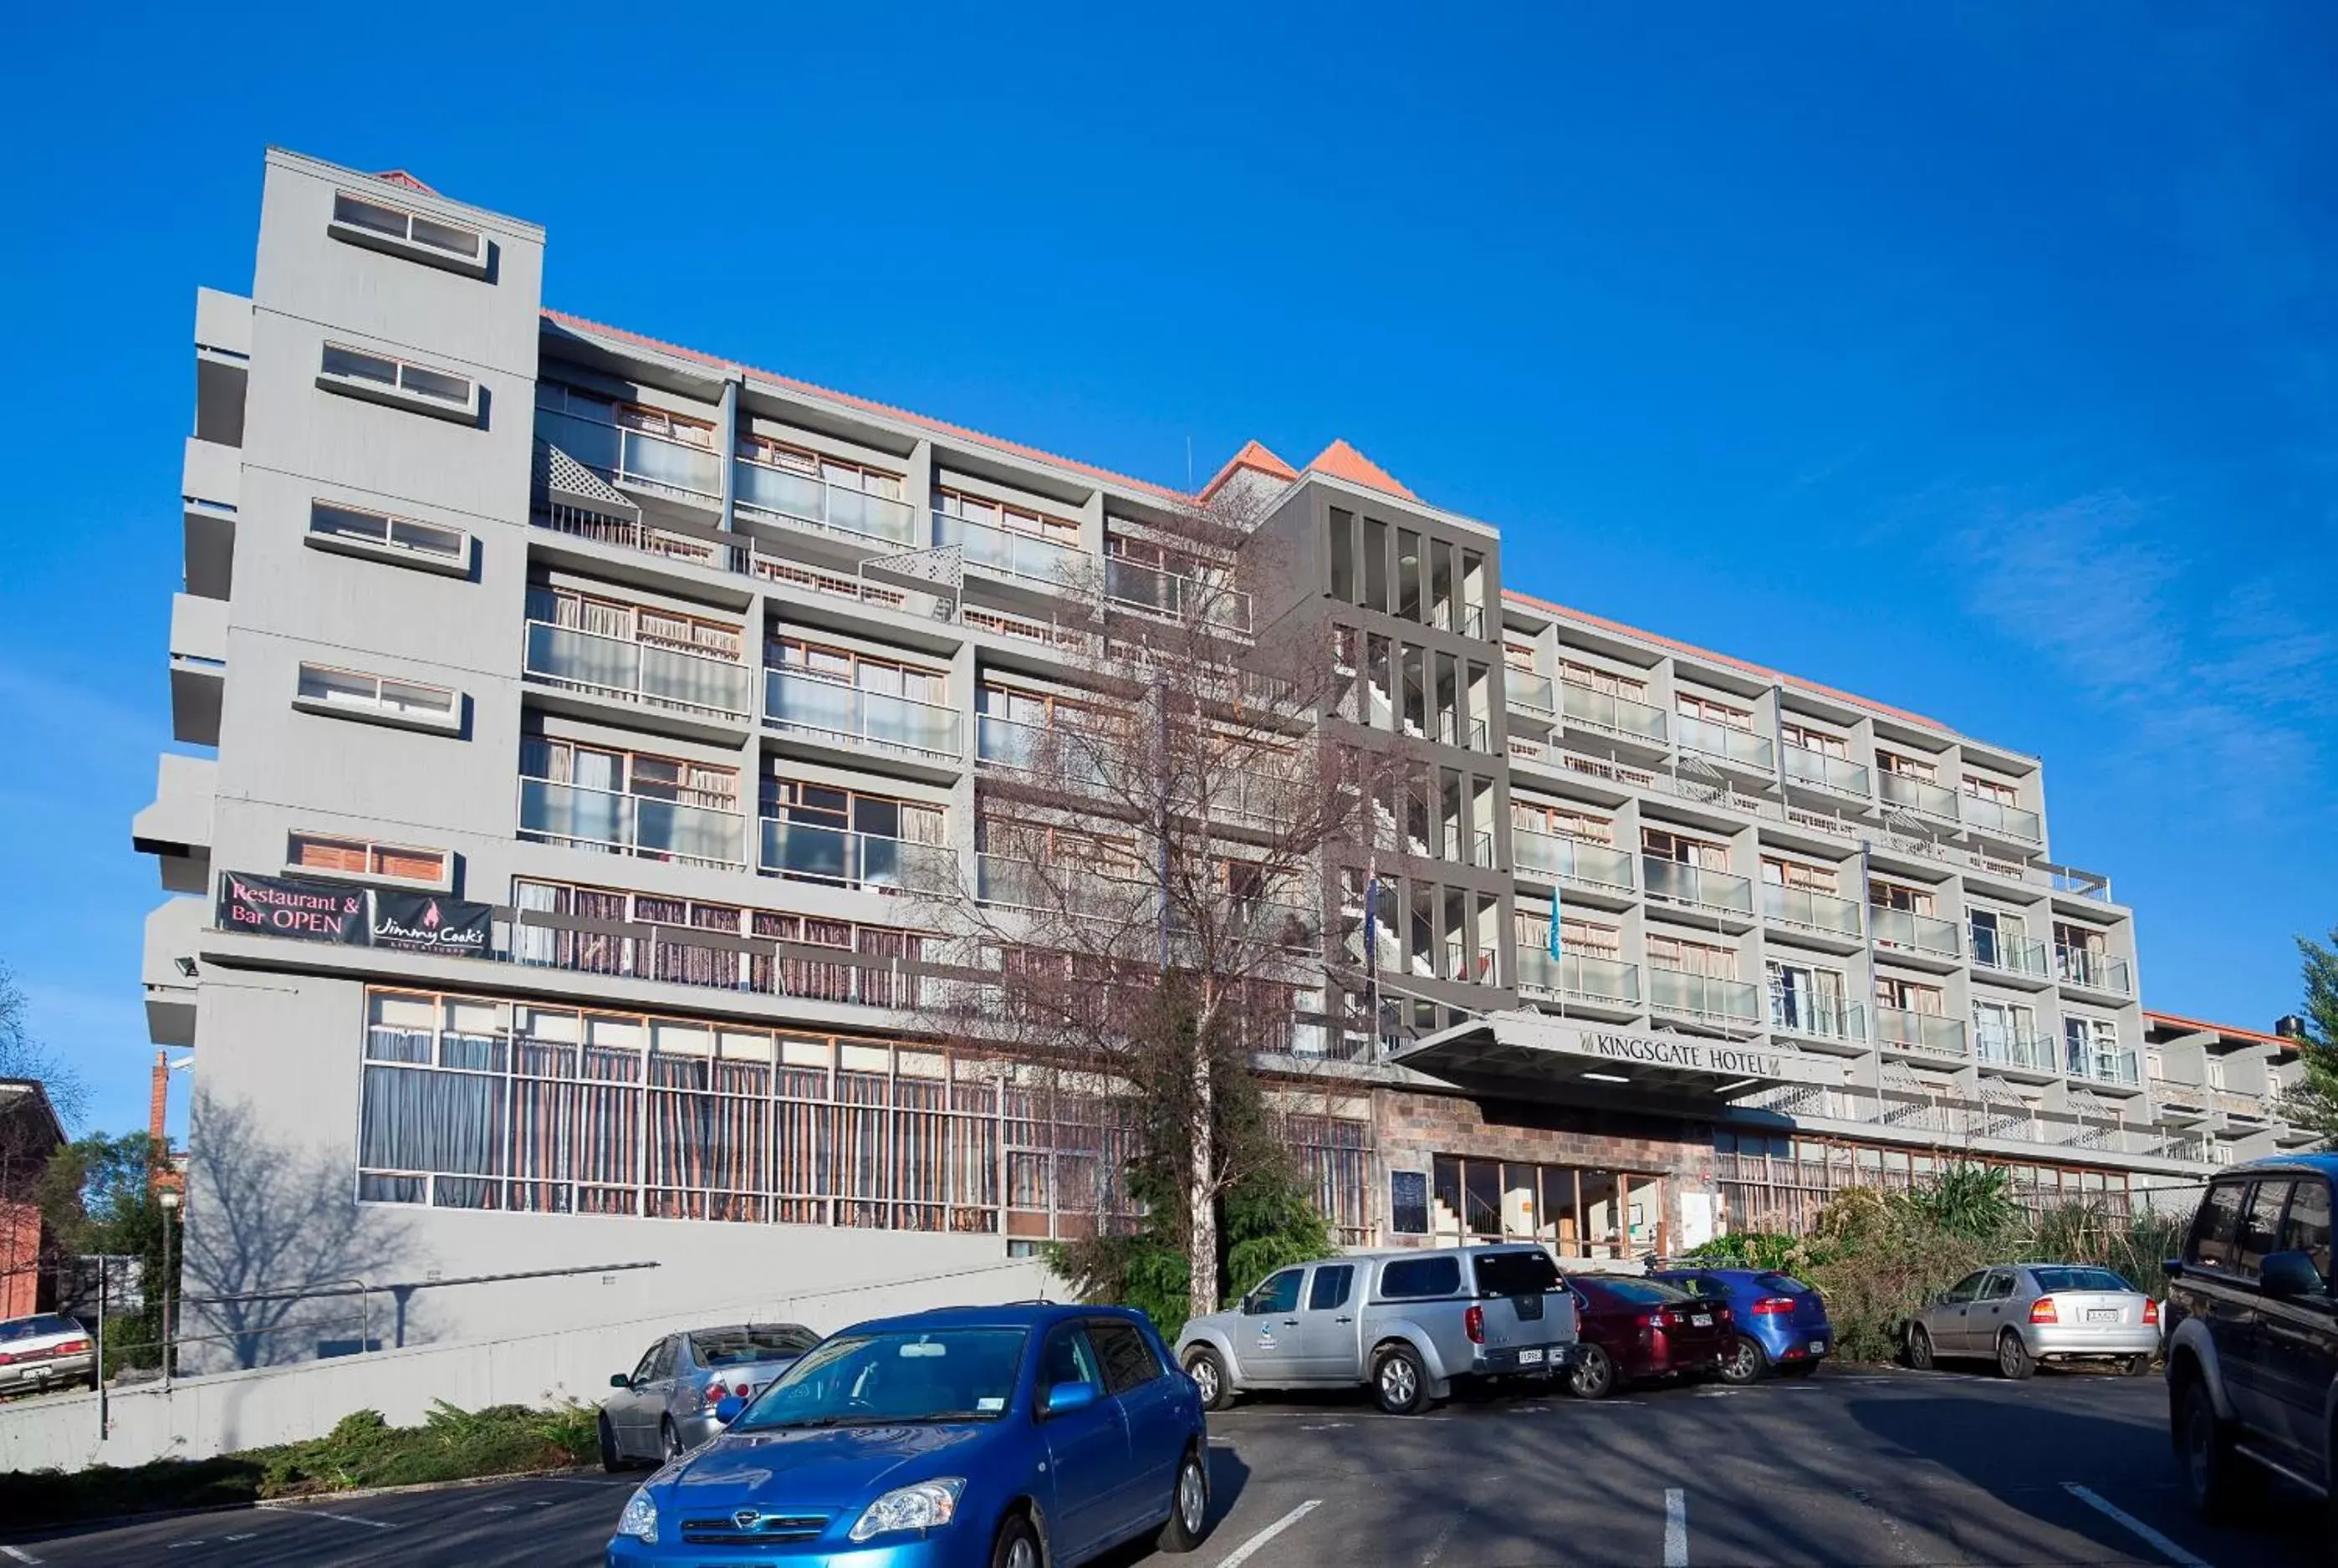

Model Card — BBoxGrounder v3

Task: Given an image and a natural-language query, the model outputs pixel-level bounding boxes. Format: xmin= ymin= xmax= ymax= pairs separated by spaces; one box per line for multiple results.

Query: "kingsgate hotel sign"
xmin=1574 ymin=1029 xmax=1802 ymax=1081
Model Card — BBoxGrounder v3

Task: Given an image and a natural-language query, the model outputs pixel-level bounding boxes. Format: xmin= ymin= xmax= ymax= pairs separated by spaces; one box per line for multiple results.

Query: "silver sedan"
xmin=1907 ymin=1263 xmax=2159 ymax=1378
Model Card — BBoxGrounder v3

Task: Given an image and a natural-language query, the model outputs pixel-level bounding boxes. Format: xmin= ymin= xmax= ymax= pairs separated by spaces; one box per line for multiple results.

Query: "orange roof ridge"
xmin=373 ymin=170 xmax=440 ymax=196
xmin=2144 ymin=1009 xmax=2299 ymax=1049
xmin=542 ymin=309 xmax=1191 ymax=503
xmin=1503 ymin=587 xmax=1950 ymax=733
xmin=1306 ymin=439 xmax=1418 ymax=502
xmin=1200 ymin=439 xmax=1299 ymax=498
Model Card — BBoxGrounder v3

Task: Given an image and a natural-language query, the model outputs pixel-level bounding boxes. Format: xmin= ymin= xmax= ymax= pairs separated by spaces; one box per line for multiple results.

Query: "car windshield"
xmin=732 ymin=1328 xmax=1027 ymax=1430
xmin=1585 ymin=1277 xmax=1692 ymax=1305
xmin=1755 ymin=1273 xmax=1811 ymax=1296
xmin=0 ymin=1316 xmax=79 ymax=1342
xmin=692 ymin=1325 xmax=818 ymax=1366
xmin=2029 ymin=1267 xmax=2133 ymax=1295
xmin=1474 ymin=1250 xmax=1561 ymax=1297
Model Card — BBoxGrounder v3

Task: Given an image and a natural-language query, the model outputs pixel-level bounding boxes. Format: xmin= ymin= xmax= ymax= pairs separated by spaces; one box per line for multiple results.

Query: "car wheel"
xmin=2122 ymin=1353 xmax=2154 ymax=1378
xmin=1156 ymin=1448 xmax=1211 ymax=1553
xmin=1372 ymin=1344 xmax=1431 ymax=1415
xmin=992 ymin=1510 xmax=1044 ymax=1568
xmin=2179 ymin=1377 xmax=2259 ymax=1521
xmin=1907 ymin=1325 xmax=1936 ymax=1371
xmin=1719 ymin=1336 xmax=1766 ymax=1385
xmin=1570 ymin=1345 xmax=1616 ymax=1401
xmin=1996 ymin=1331 xmax=2035 ymax=1381
xmin=598 ymin=1414 xmax=625 ymax=1474
xmin=1184 ymin=1347 xmax=1232 ymax=1412
xmin=660 ymin=1417 xmax=683 ymax=1463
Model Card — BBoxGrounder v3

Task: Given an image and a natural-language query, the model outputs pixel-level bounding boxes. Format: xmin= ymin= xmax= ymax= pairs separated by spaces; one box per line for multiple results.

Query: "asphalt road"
xmin=1 ymin=1366 xmax=2320 ymax=1566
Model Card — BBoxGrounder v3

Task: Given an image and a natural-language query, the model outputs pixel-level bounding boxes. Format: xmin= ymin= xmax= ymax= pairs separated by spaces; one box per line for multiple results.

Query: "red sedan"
xmin=1564 ymin=1274 xmax=1734 ymax=1398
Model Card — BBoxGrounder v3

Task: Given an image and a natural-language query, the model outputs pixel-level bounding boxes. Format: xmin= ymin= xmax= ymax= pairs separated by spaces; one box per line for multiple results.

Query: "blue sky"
xmin=2 ymin=3 xmax=2332 ymax=1134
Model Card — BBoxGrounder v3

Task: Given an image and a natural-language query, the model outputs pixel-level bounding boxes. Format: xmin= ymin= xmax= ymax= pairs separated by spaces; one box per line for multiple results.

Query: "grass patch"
xmin=0 ymin=1400 xmax=601 ymax=1532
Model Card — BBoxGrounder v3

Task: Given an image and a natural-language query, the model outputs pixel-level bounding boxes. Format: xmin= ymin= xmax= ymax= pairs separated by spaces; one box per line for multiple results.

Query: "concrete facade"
xmin=135 ymin=150 xmax=2306 ymax=1368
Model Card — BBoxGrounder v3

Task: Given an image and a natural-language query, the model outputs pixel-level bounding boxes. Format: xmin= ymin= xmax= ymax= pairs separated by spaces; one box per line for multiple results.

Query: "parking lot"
xmin=0 ymin=1366 xmax=2320 ymax=1566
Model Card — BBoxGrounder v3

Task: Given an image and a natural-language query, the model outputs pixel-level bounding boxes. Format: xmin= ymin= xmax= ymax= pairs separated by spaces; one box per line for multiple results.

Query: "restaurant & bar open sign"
xmin=217 ymin=872 xmax=365 ymax=942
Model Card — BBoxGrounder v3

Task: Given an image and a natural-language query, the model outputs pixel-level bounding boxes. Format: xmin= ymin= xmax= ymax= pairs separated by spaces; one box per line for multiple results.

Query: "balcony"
xmin=1436 ymin=713 xmax=1492 ymax=753
xmin=1759 ymin=883 xmax=1864 ymax=942
xmin=2070 ymin=1050 xmax=2143 ymax=1089
xmin=182 ymin=437 xmax=241 ymax=600
xmin=1975 ymin=1029 xmax=2058 ymax=1074
xmin=764 ymin=668 xmax=963 ymax=766
xmin=975 ymin=853 xmax=1146 ymax=922
xmin=518 ymin=777 xmax=745 ymax=869
xmin=1875 ymin=1006 xmax=1968 ymax=1060
xmin=1516 ymin=947 xmax=1641 ymax=1009
xmin=1560 ymin=682 xmax=1668 ymax=748
xmin=975 ymin=712 xmax=1114 ymax=792
xmin=536 ymin=408 xmax=722 ymax=509
xmin=1642 ymin=857 xmax=1755 ymax=918
xmin=1870 ymin=906 xmax=1961 ymax=960
xmin=1507 ymin=672 xmax=1556 ymax=718
xmin=1878 ymin=771 xmax=1960 ymax=824
xmin=937 ymin=513 xmax=1090 ymax=594
xmin=1960 ymin=793 xmax=2043 ymax=846
xmin=759 ymin=818 xmax=957 ymax=894
xmin=169 ymin=591 xmax=227 ymax=746
xmin=1441 ymin=942 xmax=1501 ymax=985
xmin=1648 ymin=967 xmax=1761 ymax=1027
xmin=2055 ymin=946 xmax=2134 ymax=998
xmin=523 ymin=621 xmax=753 ymax=734
xmin=731 ymin=457 xmax=919 ymax=548
xmin=1673 ymin=713 xmax=1774 ymax=773
xmin=1969 ymin=927 xmax=2050 ymax=979
xmin=1513 ymin=831 xmax=1635 ymax=895
xmin=132 ymin=754 xmax=216 ymax=894
xmin=142 ymin=896 xmax=203 ymax=1048
xmin=1782 ymin=743 xmax=1870 ymax=801
xmin=1104 ymin=558 xmax=1253 ymax=636
xmin=1767 ymin=990 xmax=1865 ymax=1047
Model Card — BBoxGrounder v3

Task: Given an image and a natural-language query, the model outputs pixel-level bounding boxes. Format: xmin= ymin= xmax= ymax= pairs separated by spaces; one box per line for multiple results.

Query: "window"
xmin=745 ymin=433 xmax=905 ymax=499
xmin=629 ymin=1341 xmax=666 ymax=1387
xmin=2028 ymin=1267 xmax=2134 ymax=1295
xmin=1515 ymin=800 xmax=1612 ymax=844
xmin=1942 ymin=1271 xmax=1987 ymax=1304
xmin=307 ymin=500 xmax=469 ymax=571
xmin=2186 ymin=1181 xmax=2245 ymax=1269
xmin=768 ymin=636 xmax=947 ymax=704
xmin=1780 ymin=722 xmax=1845 ymax=758
xmin=294 ymin=663 xmax=459 ymax=729
xmin=1039 ymin=1325 xmax=1104 ymax=1393
xmin=1643 ymin=827 xmax=1729 ymax=871
xmin=1503 ymin=636 xmax=1538 ymax=672
xmin=2238 ymin=1181 xmax=2293 ymax=1276
xmin=1876 ymin=749 xmax=1936 ymax=783
xmin=1328 ymin=509 xmax=1356 ymax=602
xmin=1761 ymin=856 xmax=1835 ymax=892
xmin=523 ymin=738 xmax=738 ymax=809
xmin=1556 ymin=917 xmax=1621 ymax=958
xmin=1649 ymin=933 xmax=1734 ymax=978
xmin=1308 ymin=1264 xmax=1355 ymax=1311
xmin=528 ymin=586 xmax=743 ymax=661
xmin=1868 ymin=879 xmax=1933 ymax=915
xmin=318 ymin=343 xmax=481 ymax=423
xmin=2281 ymin=1180 xmax=2333 ymax=1284
xmin=1379 ymin=1255 xmax=1461 ymax=1300
xmin=1248 ymin=1268 xmax=1304 ymax=1315
xmin=329 ymin=190 xmax=488 ymax=276
xmin=1088 ymin=1320 xmax=1164 ymax=1393
xmin=692 ymin=1325 xmax=820 ymax=1365
xmin=1473 ymin=1250 xmax=1560 ymax=1297
xmin=1875 ymin=976 xmax=1943 ymax=1014
xmin=937 ymin=488 xmax=1077 ymax=544
xmin=1978 ymin=1270 xmax=2015 ymax=1302
xmin=1558 ymin=659 xmax=1646 ymax=699
xmin=1676 ymin=691 xmax=1753 ymax=731
xmin=288 ymin=833 xmax=448 ymax=885
xmin=1963 ymin=773 xmax=2019 ymax=807
xmin=1362 ymin=518 xmax=1389 ymax=612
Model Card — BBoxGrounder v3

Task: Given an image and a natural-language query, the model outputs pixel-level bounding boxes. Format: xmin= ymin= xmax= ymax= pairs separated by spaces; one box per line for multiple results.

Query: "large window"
xmin=1430 ymin=1153 xmax=1663 ymax=1259
xmin=1717 ymin=1129 xmax=2136 ymax=1237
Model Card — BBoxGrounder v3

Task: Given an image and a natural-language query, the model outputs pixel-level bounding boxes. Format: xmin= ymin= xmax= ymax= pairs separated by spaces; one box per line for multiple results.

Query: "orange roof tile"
xmin=2144 ymin=1010 xmax=2300 ymax=1049
xmin=1200 ymin=439 xmax=1299 ymax=498
xmin=1305 ymin=439 xmax=1418 ymax=502
xmin=373 ymin=170 xmax=440 ymax=196
xmin=1503 ymin=588 xmax=1952 ymax=733
xmin=542 ymin=309 xmax=1191 ymax=503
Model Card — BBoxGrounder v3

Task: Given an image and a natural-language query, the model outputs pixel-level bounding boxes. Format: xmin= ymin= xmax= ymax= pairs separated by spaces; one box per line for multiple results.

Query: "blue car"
xmin=1648 ymin=1266 xmax=1833 ymax=1384
xmin=606 ymin=1303 xmax=1210 ymax=1567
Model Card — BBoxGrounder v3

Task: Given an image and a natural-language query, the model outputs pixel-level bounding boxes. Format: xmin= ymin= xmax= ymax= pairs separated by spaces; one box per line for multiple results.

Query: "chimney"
xmin=150 ymin=1050 xmax=169 ymax=1148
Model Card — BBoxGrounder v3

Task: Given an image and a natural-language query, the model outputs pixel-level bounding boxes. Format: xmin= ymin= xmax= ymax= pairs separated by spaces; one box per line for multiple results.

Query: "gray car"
xmin=1175 ymin=1244 xmax=1579 ymax=1415
xmin=600 ymin=1321 xmax=821 ymax=1467
xmin=0 ymin=1314 xmax=97 ymax=1397
xmin=1907 ymin=1263 xmax=2160 ymax=1379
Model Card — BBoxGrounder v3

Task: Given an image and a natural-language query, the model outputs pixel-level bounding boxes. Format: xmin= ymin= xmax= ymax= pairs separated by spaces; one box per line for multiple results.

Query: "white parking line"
xmin=256 ymin=1503 xmax=396 ymax=1530
xmin=2061 ymin=1484 xmax=2216 ymax=1568
xmin=1663 ymin=1488 xmax=1687 ymax=1567
xmin=2 ymin=1545 xmax=43 ymax=1565
xmin=1216 ymin=1499 xmax=1320 ymax=1568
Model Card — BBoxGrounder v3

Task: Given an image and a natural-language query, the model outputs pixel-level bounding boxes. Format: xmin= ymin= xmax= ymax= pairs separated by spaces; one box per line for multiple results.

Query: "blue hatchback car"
xmin=606 ymin=1303 xmax=1209 ymax=1568
xmin=1648 ymin=1267 xmax=1833 ymax=1384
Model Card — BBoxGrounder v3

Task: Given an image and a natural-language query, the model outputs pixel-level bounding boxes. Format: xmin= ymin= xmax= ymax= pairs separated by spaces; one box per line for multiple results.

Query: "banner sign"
xmin=370 ymin=891 xmax=494 ymax=957
xmin=217 ymin=873 xmax=365 ymax=943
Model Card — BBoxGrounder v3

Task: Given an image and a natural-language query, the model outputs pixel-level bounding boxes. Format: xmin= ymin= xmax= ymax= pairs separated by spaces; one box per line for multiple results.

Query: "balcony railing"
xmin=2070 ymin=1050 xmax=2143 ymax=1088
xmin=1560 ymin=682 xmax=1668 ymax=745
xmin=1878 ymin=771 xmax=1961 ymax=822
xmin=1516 ymin=947 xmax=1641 ymax=1006
xmin=1759 ymin=883 xmax=1863 ymax=939
xmin=1442 ymin=942 xmax=1501 ymax=985
xmin=1507 ymin=672 xmax=1556 ymax=717
xmin=937 ymin=513 xmax=1090 ymax=591
xmin=1642 ymin=857 xmax=1754 ymax=917
xmin=975 ymin=853 xmax=1148 ymax=922
xmin=1969 ymin=927 xmax=2050 ymax=978
xmin=1104 ymin=558 xmax=1253 ymax=636
xmin=1674 ymin=713 xmax=1775 ymax=771
xmin=1960 ymin=793 xmax=2043 ymax=845
xmin=764 ymin=668 xmax=962 ymax=762
xmin=523 ymin=621 xmax=753 ymax=723
xmin=974 ymin=712 xmax=1114 ymax=789
xmin=1767 ymin=989 xmax=1864 ymax=1044
xmin=1513 ymin=831 xmax=1635 ymax=892
xmin=758 ymin=818 xmax=957 ymax=893
xmin=1443 ymin=828 xmax=1496 ymax=869
xmin=518 ymin=777 xmax=745 ymax=869
xmin=1783 ymin=743 xmax=1870 ymax=799
xmin=1649 ymin=967 xmax=1761 ymax=1025
xmin=1875 ymin=1006 xmax=1968 ymax=1059
xmin=1870 ymin=905 xmax=1961 ymax=959
xmin=537 ymin=409 xmax=722 ymax=505
xmin=1975 ymin=1028 xmax=2057 ymax=1071
xmin=733 ymin=458 xmax=919 ymax=547
xmin=2055 ymin=946 xmax=2134 ymax=996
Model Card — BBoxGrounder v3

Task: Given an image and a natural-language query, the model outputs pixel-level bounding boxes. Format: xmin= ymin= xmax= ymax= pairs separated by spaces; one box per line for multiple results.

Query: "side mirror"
xmin=610 ymin=1373 xmax=632 ymax=1389
xmin=2261 ymin=1250 xmax=2323 ymax=1300
xmin=1044 ymin=1381 xmax=1099 ymax=1417
xmin=713 ymin=1394 xmax=746 ymax=1426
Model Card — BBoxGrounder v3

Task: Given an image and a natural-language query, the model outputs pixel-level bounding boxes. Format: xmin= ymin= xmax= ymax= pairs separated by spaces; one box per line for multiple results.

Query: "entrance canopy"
xmin=1392 ymin=1010 xmax=1845 ymax=1105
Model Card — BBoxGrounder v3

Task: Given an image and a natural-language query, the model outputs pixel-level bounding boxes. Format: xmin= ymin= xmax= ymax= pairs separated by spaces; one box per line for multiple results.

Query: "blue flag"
xmin=1548 ymin=886 xmax=1562 ymax=958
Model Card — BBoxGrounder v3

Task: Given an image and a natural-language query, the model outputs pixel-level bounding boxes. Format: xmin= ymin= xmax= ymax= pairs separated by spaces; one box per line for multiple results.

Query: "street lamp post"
xmin=158 ymin=1190 xmax=181 ymax=1382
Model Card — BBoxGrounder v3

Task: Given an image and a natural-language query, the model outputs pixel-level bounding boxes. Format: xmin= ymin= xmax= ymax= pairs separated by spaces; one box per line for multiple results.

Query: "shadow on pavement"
xmin=1092 ymin=1448 xmax=1250 ymax=1566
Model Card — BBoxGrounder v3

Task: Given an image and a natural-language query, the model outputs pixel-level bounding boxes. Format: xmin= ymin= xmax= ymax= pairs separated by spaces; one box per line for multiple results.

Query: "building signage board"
xmin=370 ymin=891 xmax=493 ymax=957
xmin=1389 ymin=1171 xmax=1430 ymax=1236
xmin=1568 ymin=1026 xmax=1812 ymax=1084
xmin=217 ymin=873 xmax=365 ymax=943
xmin=1393 ymin=1010 xmax=1845 ymax=1096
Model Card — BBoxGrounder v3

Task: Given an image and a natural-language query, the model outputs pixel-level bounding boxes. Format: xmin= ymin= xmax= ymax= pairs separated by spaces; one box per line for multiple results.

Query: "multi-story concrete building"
xmin=135 ymin=149 xmax=2306 ymax=1361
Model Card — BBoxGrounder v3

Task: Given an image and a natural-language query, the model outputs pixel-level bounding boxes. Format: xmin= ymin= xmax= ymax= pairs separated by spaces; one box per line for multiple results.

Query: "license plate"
xmin=1691 ymin=1314 xmax=1712 ymax=1327
xmin=2087 ymin=1309 xmax=2119 ymax=1324
xmin=1518 ymin=1347 xmax=1544 ymax=1366
xmin=1810 ymin=1339 xmax=1828 ymax=1354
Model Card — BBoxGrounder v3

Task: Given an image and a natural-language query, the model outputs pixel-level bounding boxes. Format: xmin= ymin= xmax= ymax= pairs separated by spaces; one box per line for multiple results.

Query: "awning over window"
xmin=1391 ymin=1010 xmax=1846 ymax=1105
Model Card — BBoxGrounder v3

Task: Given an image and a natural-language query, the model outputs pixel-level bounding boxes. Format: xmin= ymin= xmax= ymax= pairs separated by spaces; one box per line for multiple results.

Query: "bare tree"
xmin=908 ymin=490 xmax=1379 ymax=1320
xmin=0 ymin=962 xmax=88 ymax=1129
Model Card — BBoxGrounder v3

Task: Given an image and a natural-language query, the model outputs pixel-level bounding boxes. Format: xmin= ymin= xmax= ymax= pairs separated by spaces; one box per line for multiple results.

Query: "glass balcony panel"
xmin=942 ymin=514 xmax=1089 ymax=589
xmin=526 ymin=622 xmax=640 ymax=700
xmin=1508 ymin=672 xmax=1556 ymax=716
xmin=1870 ymin=906 xmax=1961 ymax=958
xmin=1961 ymin=793 xmax=2043 ymax=843
xmin=1514 ymin=830 xmax=1635 ymax=891
xmin=1674 ymin=712 xmax=1775 ymax=770
xmin=620 ymin=428 xmax=721 ymax=499
xmin=1879 ymin=771 xmax=1960 ymax=820
xmin=537 ymin=409 xmax=622 ymax=475
xmin=1517 ymin=947 xmax=1640 ymax=1004
xmin=1875 ymin=1006 xmax=1968 ymax=1058
xmin=1759 ymin=883 xmax=1863 ymax=937
xmin=764 ymin=670 xmax=962 ymax=760
xmin=640 ymin=644 xmax=752 ymax=718
xmin=519 ymin=777 xmax=630 ymax=851
xmin=1648 ymin=967 xmax=1759 ymax=1023
xmin=633 ymin=796 xmax=744 ymax=866
xmin=1783 ymin=743 xmax=1870 ymax=797
xmin=1560 ymin=682 xmax=1667 ymax=743
xmin=1642 ymin=857 xmax=1754 ymax=914
xmin=733 ymin=461 xmax=828 ymax=526
xmin=1768 ymin=989 xmax=1863 ymax=1042
xmin=759 ymin=819 xmax=957 ymax=891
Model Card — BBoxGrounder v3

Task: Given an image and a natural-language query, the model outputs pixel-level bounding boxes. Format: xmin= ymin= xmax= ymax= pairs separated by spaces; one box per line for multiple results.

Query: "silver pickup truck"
xmin=1175 ymin=1244 xmax=1579 ymax=1414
